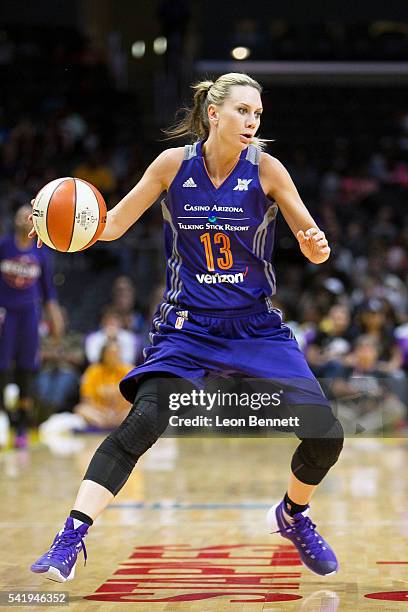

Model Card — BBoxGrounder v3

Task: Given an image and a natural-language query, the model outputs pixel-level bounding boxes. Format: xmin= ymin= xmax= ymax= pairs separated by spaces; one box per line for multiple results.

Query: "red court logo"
xmin=85 ymin=544 xmax=303 ymax=603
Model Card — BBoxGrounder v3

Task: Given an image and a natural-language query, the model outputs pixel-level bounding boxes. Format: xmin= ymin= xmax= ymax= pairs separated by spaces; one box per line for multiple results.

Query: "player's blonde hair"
xmin=164 ymin=73 xmax=268 ymax=150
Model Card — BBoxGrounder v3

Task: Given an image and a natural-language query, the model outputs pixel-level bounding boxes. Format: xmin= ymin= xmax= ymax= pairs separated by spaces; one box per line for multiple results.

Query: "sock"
xmin=283 ymin=492 xmax=309 ymax=517
xmin=70 ymin=510 xmax=93 ymax=527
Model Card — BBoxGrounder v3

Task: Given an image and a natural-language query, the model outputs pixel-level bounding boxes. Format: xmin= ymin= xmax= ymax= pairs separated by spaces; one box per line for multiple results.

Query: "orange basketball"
xmin=32 ymin=177 xmax=107 ymax=252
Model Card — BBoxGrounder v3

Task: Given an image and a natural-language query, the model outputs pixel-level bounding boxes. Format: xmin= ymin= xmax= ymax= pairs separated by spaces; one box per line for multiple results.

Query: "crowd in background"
xmin=1 ymin=20 xmax=408 ymax=436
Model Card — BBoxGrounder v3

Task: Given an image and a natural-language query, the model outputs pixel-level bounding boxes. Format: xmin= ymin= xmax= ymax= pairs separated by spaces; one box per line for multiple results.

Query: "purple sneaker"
xmin=31 ymin=518 xmax=88 ymax=582
xmin=267 ymin=501 xmax=338 ymax=576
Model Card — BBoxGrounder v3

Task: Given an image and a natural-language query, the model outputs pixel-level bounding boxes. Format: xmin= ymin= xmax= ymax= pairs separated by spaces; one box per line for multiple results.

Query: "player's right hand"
xmin=28 ymin=198 xmax=43 ymax=248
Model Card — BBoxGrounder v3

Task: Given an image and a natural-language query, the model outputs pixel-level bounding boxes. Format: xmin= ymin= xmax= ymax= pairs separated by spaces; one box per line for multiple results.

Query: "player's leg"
xmin=13 ymin=309 xmax=40 ymax=447
xmin=233 ymin=315 xmax=344 ymax=575
xmin=30 ymin=373 xmax=178 ymax=582
xmin=287 ymin=475 xmax=316 ymax=505
xmin=267 ymin=403 xmax=344 ymax=576
xmin=13 ymin=368 xmax=36 ymax=448
xmin=0 ymin=308 xmax=17 ymax=448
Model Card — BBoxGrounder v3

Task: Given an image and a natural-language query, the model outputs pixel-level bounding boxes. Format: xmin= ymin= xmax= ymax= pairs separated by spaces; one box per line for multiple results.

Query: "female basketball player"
xmin=30 ymin=73 xmax=344 ymax=582
xmin=0 ymin=205 xmax=63 ymax=448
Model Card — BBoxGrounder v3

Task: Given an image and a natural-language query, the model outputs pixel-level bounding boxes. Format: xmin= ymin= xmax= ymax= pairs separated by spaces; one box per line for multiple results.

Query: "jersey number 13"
xmin=199 ymin=232 xmax=233 ymax=271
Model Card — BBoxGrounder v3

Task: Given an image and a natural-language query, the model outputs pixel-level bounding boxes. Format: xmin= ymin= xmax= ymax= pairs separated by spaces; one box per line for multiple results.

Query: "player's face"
xmin=212 ymin=85 xmax=263 ymax=148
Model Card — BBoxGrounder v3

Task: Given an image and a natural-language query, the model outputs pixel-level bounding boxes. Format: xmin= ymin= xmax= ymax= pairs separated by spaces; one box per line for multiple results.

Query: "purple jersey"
xmin=162 ymin=142 xmax=277 ymax=310
xmin=0 ymin=236 xmax=57 ymax=310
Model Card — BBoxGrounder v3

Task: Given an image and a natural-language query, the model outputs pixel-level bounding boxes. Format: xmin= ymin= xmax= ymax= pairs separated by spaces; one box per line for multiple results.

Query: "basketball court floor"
xmin=1 ymin=434 xmax=407 ymax=611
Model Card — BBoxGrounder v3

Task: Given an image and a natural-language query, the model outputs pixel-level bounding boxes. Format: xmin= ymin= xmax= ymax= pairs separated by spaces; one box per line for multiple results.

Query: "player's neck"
xmin=202 ymin=136 xmax=242 ymax=183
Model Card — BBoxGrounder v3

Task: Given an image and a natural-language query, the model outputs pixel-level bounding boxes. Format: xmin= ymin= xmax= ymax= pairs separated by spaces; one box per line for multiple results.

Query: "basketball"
xmin=32 ymin=177 xmax=107 ymax=252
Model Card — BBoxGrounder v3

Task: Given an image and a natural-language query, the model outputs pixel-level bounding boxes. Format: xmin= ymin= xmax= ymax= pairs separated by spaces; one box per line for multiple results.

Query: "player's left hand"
xmin=296 ymin=228 xmax=330 ymax=264
xmin=28 ymin=199 xmax=43 ymax=248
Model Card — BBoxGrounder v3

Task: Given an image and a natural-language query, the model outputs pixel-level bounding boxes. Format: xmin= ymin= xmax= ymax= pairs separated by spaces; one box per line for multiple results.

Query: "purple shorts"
xmin=0 ymin=307 xmax=40 ymax=371
xmin=120 ymin=301 xmax=329 ymax=408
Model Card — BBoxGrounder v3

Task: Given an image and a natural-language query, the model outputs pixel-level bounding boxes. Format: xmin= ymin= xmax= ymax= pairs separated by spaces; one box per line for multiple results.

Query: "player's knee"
xmin=291 ymin=419 xmax=344 ymax=485
xmin=115 ymin=398 xmax=162 ymax=458
xmin=85 ymin=399 xmax=162 ymax=493
xmin=122 ymin=375 xmax=175 ymax=451
xmin=314 ymin=421 xmax=344 ymax=467
xmin=305 ymin=419 xmax=344 ymax=468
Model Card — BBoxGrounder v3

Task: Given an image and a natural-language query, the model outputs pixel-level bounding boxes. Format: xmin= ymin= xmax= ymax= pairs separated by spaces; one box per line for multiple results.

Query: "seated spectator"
xmin=36 ymin=308 xmax=84 ymax=413
xmin=331 ymin=335 xmax=406 ymax=433
xmin=355 ymin=298 xmax=403 ymax=376
xmin=306 ymin=303 xmax=356 ymax=377
xmin=85 ymin=307 xmax=138 ymax=365
xmin=110 ymin=275 xmax=145 ymax=334
xmin=74 ymin=340 xmax=132 ymax=429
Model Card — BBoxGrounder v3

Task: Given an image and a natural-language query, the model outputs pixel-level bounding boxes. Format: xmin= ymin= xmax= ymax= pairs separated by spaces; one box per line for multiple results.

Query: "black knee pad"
xmin=114 ymin=374 xmax=174 ymax=455
xmin=84 ymin=375 xmax=171 ymax=495
xmin=291 ymin=419 xmax=344 ymax=485
xmin=115 ymin=399 xmax=165 ymax=456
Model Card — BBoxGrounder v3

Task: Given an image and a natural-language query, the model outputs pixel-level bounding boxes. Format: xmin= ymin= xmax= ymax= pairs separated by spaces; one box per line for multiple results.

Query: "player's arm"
xmin=100 ymin=147 xmax=184 ymax=241
xmin=259 ymin=153 xmax=330 ymax=264
xmin=28 ymin=147 xmax=184 ymax=246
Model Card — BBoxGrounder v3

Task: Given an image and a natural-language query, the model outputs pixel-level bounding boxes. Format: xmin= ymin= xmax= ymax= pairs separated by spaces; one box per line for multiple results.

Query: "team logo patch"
xmin=233 ymin=178 xmax=252 ymax=191
xmin=175 ymin=316 xmax=185 ymax=329
xmin=182 ymin=177 xmax=197 ymax=188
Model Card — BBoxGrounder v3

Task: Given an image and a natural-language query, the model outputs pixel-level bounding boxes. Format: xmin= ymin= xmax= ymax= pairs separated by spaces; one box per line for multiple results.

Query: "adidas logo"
xmin=183 ymin=177 xmax=197 ymax=188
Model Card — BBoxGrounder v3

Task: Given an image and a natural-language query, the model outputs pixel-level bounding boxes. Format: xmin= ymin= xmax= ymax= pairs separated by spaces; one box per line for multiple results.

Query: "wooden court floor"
xmin=1 ymin=435 xmax=408 ymax=611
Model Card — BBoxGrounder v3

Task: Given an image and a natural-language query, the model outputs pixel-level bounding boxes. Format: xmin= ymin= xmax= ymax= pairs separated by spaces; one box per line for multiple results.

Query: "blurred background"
xmin=1 ymin=0 xmax=408 ymax=438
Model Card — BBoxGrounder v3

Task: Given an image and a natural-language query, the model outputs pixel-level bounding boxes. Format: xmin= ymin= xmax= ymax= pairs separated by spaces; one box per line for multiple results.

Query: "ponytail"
xmin=163 ymin=80 xmax=214 ymax=141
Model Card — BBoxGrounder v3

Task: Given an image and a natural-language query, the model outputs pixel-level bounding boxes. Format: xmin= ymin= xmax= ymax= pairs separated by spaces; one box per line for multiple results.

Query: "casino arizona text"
xmin=184 ymin=204 xmax=244 ymax=213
